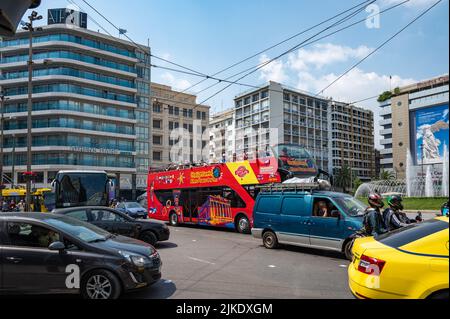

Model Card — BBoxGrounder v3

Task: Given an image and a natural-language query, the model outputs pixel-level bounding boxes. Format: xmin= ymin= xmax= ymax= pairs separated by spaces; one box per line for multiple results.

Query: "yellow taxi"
xmin=348 ymin=217 xmax=449 ymax=299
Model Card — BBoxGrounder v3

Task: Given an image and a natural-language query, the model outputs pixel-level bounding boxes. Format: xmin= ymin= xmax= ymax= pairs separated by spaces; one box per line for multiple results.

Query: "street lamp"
xmin=0 ymin=92 xmax=10 ymax=188
xmin=22 ymin=10 xmax=42 ymax=212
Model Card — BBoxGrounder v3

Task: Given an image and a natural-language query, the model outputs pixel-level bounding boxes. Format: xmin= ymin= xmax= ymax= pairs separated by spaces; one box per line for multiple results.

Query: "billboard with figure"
xmin=415 ymin=104 xmax=449 ymax=164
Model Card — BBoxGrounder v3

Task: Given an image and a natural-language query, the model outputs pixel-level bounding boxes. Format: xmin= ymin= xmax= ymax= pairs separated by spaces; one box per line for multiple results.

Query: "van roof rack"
xmin=258 ymin=182 xmax=321 ymax=194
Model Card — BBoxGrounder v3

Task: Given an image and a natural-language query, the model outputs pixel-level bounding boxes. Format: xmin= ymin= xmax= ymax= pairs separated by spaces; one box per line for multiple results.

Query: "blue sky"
xmin=26 ymin=0 xmax=449 ymax=147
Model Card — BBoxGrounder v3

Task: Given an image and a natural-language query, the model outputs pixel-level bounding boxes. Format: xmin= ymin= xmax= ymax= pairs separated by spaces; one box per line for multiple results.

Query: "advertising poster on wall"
xmin=415 ymin=104 xmax=449 ymax=164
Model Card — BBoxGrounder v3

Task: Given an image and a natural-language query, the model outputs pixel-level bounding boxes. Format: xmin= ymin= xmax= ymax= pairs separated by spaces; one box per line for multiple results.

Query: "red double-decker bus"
xmin=146 ymin=144 xmax=319 ymax=233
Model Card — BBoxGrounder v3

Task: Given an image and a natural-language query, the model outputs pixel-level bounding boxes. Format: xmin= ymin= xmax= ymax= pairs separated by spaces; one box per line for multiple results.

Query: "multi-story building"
xmin=209 ymin=108 xmax=235 ymax=162
xmin=379 ymin=75 xmax=449 ymax=179
xmin=0 ymin=8 xmax=151 ymax=198
xmin=234 ymin=81 xmax=329 ymax=171
xmin=150 ymin=82 xmax=210 ymax=167
xmin=233 ymin=81 xmax=375 ymax=181
xmin=329 ymin=101 xmax=375 ymax=182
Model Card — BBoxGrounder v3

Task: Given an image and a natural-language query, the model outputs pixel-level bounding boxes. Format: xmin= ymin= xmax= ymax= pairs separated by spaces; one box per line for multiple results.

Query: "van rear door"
xmin=254 ymin=195 xmax=281 ymax=230
xmin=277 ymin=196 xmax=311 ymax=246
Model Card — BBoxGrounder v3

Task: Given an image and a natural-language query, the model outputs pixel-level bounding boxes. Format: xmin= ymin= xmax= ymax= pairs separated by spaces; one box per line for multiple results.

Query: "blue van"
xmin=252 ymin=190 xmax=366 ymax=260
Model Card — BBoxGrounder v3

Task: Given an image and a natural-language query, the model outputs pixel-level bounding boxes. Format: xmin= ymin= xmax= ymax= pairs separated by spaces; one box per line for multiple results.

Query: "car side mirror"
xmin=48 ymin=241 xmax=66 ymax=251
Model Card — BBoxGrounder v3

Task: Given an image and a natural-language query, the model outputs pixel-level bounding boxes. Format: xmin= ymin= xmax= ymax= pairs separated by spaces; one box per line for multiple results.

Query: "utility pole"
xmin=0 ymin=93 xmax=9 ymax=189
xmin=22 ymin=11 xmax=42 ymax=212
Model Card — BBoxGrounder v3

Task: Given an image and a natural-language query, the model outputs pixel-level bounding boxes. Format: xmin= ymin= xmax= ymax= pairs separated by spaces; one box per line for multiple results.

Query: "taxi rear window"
xmin=377 ymin=219 xmax=448 ymax=248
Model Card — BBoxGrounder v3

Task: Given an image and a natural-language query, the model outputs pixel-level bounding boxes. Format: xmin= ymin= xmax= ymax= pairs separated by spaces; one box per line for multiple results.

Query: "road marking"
xmin=188 ymin=257 xmax=216 ymax=265
xmin=339 ymin=265 xmax=348 ymax=268
xmin=268 ymin=265 xmax=277 ymax=268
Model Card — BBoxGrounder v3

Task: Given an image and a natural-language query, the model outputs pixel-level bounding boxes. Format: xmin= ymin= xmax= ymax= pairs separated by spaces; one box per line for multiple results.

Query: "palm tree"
xmin=379 ymin=169 xmax=395 ymax=181
xmin=335 ymin=164 xmax=353 ymax=193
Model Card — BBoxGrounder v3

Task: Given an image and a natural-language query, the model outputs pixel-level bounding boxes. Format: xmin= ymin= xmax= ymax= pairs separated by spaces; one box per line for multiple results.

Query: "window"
xmin=136 ymin=127 xmax=149 ymax=139
xmin=261 ymin=90 xmax=268 ymax=99
xmin=153 ymin=151 xmax=162 ymax=161
xmin=6 ymin=222 xmax=61 ymax=248
xmin=153 ymin=103 xmax=162 ymax=113
xmin=66 ymin=210 xmax=89 ymax=222
xmin=153 ymin=135 xmax=162 ymax=145
xmin=312 ymin=198 xmax=339 ymax=218
xmin=153 ymin=119 xmax=162 ymax=129
xmin=91 ymin=210 xmax=125 ymax=222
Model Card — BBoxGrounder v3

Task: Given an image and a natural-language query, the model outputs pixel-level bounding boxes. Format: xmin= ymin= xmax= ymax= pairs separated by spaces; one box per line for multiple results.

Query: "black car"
xmin=0 ymin=213 xmax=162 ymax=299
xmin=53 ymin=206 xmax=170 ymax=246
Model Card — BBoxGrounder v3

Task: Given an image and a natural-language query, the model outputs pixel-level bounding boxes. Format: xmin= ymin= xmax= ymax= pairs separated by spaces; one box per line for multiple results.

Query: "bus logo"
xmin=213 ymin=167 xmax=221 ymax=178
xmin=235 ymin=166 xmax=249 ymax=179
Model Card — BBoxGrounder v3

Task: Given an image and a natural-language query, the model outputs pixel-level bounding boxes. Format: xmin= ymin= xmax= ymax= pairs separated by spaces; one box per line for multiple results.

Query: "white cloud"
xmin=258 ymin=54 xmax=288 ymax=83
xmin=293 ymin=68 xmax=416 ymax=149
xmin=288 ymin=43 xmax=373 ymax=71
xmin=160 ymin=72 xmax=192 ymax=91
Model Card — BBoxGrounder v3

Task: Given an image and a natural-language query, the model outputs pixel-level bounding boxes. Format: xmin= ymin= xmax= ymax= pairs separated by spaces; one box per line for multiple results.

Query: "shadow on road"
xmin=155 ymin=242 xmax=178 ymax=250
xmin=275 ymin=244 xmax=347 ymax=260
xmin=124 ymin=279 xmax=177 ymax=299
xmin=170 ymin=224 xmax=240 ymax=234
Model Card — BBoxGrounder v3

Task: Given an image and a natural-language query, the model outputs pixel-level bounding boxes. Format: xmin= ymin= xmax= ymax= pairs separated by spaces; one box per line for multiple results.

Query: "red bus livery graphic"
xmin=235 ymin=166 xmax=249 ymax=179
xmin=147 ymin=158 xmax=280 ymax=233
xmin=146 ymin=144 xmax=319 ymax=233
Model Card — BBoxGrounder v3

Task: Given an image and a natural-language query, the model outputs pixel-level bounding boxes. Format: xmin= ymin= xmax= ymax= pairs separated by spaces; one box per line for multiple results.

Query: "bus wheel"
xmin=169 ymin=212 xmax=178 ymax=226
xmin=236 ymin=215 xmax=250 ymax=234
xmin=263 ymin=231 xmax=278 ymax=249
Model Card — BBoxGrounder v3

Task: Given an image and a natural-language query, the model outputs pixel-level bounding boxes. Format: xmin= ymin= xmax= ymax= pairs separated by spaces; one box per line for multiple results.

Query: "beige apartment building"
xmin=209 ymin=108 xmax=235 ymax=162
xmin=150 ymin=83 xmax=210 ymax=168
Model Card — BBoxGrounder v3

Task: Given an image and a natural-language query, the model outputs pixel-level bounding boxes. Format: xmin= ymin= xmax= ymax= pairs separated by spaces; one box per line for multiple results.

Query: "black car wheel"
xmin=263 ymin=231 xmax=278 ymax=249
xmin=169 ymin=212 xmax=178 ymax=226
xmin=428 ymin=290 xmax=449 ymax=299
xmin=235 ymin=215 xmax=250 ymax=234
xmin=344 ymin=239 xmax=355 ymax=261
xmin=140 ymin=230 xmax=158 ymax=246
xmin=81 ymin=270 xmax=122 ymax=300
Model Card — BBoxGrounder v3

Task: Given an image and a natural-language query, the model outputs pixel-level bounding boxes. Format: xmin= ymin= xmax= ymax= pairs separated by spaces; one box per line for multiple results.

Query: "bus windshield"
xmin=273 ymin=144 xmax=318 ymax=177
xmin=56 ymin=172 xmax=108 ymax=208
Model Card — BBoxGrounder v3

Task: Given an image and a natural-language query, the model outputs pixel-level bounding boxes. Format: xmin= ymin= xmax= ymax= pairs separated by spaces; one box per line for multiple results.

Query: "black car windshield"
xmin=125 ymin=202 xmax=142 ymax=208
xmin=45 ymin=216 xmax=111 ymax=243
xmin=334 ymin=196 xmax=367 ymax=217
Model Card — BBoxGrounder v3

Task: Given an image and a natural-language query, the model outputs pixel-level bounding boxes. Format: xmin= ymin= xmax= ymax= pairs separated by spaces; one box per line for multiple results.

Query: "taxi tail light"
xmin=358 ymin=254 xmax=386 ymax=275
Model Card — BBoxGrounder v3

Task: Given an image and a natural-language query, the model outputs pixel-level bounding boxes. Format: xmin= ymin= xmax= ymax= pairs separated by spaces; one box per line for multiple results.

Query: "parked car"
xmin=252 ymin=190 xmax=365 ymax=260
xmin=349 ymin=217 xmax=449 ymax=299
xmin=0 ymin=213 xmax=162 ymax=299
xmin=53 ymin=206 xmax=170 ymax=246
xmin=116 ymin=201 xmax=147 ymax=219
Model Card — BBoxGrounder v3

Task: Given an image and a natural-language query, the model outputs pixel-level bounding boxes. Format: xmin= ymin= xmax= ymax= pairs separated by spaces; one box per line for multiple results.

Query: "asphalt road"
xmin=127 ymin=225 xmax=353 ymax=299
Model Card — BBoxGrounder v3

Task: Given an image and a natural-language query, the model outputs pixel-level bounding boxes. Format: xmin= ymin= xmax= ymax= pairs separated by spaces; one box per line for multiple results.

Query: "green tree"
xmin=335 ymin=164 xmax=353 ymax=193
xmin=379 ymin=169 xmax=395 ymax=180
xmin=353 ymin=177 xmax=363 ymax=195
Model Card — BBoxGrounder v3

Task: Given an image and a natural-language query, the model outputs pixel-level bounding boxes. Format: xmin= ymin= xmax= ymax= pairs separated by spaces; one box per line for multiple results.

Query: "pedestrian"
xmin=243 ymin=151 xmax=248 ymax=161
xmin=9 ymin=200 xmax=16 ymax=212
xmin=221 ymin=152 xmax=227 ymax=163
xmin=18 ymin=200 xmax=25 ymax=212
xmin=232 ymin=153 xmax=237 ymax=162
xmin=2 ymin=200 xmax=8 ymax=212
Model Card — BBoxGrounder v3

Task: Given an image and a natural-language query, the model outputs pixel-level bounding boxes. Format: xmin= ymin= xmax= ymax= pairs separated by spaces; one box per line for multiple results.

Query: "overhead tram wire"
xmin=166 ymin=0 xmax=375 ymax=95
xmin=194 ymin=0 xmax=378 ymax=108
xmin=316 ymin=0 xmax=443 ymax=96
xmin=77 ymin=0 xmax=375 ymax=100
xmin=150 ymin=0 xmax=411 ymax=104
xmin=77 ymin=0 xmax=377 ymax=108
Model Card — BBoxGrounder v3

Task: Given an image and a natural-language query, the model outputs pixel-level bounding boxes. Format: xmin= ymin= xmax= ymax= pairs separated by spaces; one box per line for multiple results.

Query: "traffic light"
xmin=0 ymin=0 xmax=41 ymax=36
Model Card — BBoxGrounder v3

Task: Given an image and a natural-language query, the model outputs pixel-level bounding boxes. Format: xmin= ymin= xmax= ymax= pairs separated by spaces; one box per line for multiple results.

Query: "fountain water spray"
xmin=406 ymin=149 xmax=415 ymax=197
xmin=442 ymin=144 xmax=448 ymax=197
xmin=425 ymin=166 xmax=434 ymax=197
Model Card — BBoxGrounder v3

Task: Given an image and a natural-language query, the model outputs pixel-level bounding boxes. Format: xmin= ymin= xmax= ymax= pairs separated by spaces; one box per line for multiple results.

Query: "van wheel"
xmin=235 ymin=215 xmax=250 ymax=234
xmin=263 ymin=231 xmax=278 ymax=249
xmin=344 ymin=239 xmax=355 ymax=261
xmin=169 ymin=212 xmax=178 ymax=226
xmin=81 ymin=270 xmax=122 ymax=299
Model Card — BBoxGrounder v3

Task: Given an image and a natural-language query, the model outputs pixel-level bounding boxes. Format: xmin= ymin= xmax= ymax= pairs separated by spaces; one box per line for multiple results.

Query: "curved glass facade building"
xmin=0 ymin=10 xmax=151 ymax=195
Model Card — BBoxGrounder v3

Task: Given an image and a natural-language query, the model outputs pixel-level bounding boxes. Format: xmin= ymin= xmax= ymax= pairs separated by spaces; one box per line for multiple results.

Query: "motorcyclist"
xmin=362 ymin=193 xmax=388 ymax=237
xmin=383 ymin=195 xmax=412 ymax=231
xmin=441 ymin=200 xmax=449 ymax=217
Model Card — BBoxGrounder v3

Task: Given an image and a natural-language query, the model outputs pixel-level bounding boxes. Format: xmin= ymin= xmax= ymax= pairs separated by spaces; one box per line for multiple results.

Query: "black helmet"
xmin=387 ymin=195 xmax=403 ymax=211
xmin=368 ymin=193 xmax=384 ymax=209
